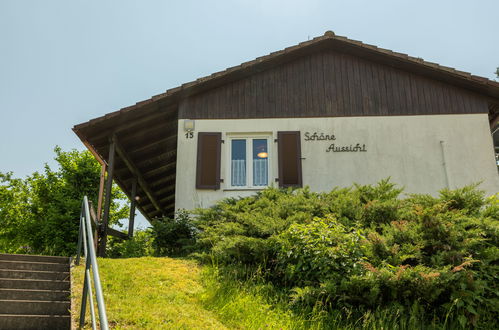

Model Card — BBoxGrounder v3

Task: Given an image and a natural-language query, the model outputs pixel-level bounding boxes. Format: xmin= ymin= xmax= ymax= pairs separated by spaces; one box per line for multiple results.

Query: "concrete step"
xmin=0 ymin=253 xmax=69 ymax=264
xmin=0 ymin=278 xmax=70 ymax=291
xmin=0 ymin=269 xmax=70 ymax=281
xmin=0 ymin=299 xmax=70 ymax=315
xmin=0 ymin=260 xmax=69 ymax=272
xmin=0 ymin=314 xmax=70 ymax=329
xmin=0 ymin=288 xmax=70 ymax=301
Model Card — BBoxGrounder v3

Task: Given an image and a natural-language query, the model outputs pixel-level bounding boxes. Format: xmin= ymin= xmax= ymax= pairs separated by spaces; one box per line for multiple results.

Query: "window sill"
xmin=223 ymin=187 xmax=267 ymax=192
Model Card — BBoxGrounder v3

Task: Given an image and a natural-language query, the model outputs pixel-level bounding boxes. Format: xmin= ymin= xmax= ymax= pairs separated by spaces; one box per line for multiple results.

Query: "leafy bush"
xmin=106 ymin=230 xmax=154 ymax=258
xmin=150 ymin=210 xmax=196 ymax=257
xmin=191 ymin=180 xmax=499 ymax=328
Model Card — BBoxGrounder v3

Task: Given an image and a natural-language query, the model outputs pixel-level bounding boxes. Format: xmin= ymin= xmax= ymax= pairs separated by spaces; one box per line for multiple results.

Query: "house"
xmin=73 ymin=31 xmax=499 ymax=252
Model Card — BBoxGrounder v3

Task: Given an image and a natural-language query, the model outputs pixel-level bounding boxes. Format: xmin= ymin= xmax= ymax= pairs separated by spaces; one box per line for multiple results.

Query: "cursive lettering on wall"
xmin=304 ymin=132 xmax=336 ymax=141
xmin=326 ymin=143 xmax=367 ymax=152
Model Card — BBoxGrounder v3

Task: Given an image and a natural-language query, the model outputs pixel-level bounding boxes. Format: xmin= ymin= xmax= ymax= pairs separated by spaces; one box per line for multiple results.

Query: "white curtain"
xmin=253 ymin=159 xmax=268 ymax=186
xmin=231 ymin=159 xmax=246 ymax=186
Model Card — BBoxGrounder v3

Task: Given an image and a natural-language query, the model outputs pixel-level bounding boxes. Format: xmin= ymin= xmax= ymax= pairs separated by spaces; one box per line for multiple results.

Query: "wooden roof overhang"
xmin=73 ymin=99 xmax=179 ymax=221
xmin=74 ymin=31 xmax=499 ymax=222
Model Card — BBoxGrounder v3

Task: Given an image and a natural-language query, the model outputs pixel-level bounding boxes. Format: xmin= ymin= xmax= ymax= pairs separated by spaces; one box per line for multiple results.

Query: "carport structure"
xmin=73 ymin=102 xmax=178 ymax=256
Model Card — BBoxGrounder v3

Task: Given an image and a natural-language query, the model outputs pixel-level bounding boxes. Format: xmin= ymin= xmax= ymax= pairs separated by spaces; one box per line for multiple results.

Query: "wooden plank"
xmin=126 ymin=134 xmax=177 ymax=155
xmin=96 ymin=164 xmax=106 ymax=221
xmin=419 ymin=75 xmax=433 ymax=114
xmin=154 ymin=184 xmax=176 ymax=196
xmin=92 ymin=121 xmax=176 ymax=151
xmin=112 ymin=135 xmax=163 ymax=213
xmin=150 ymin=174 xmax=176 ymax=188
xmin=134 ymin=150 xmax=177 ymax=169
xmin=316 ymin=53 xmax=327 ymax=116
xmin=128 ymin=178 xmax=137 ymax=238
xmin=99 ymin=140 xmax=115 ymax=257
xmin=157 ymin=194 xmax=175 ymax=203
xmin=362 ymin=59 xmax=375 ymax=114
xmin=332 ymin=51 xmax=344 ymax=116
xmin=283 ymin=60 xmax=293 ymax=116
xmin=308 ymin=54 xmax=320 ymax=116
xmin=341 ymin=53 xmax=353 ymax=116
xmin=410 ymin=74 xmax=423 ymax=114
xmin=302 ymin=55 xmax=311 ymax=116
xmin=270 ymin=63 xmax=278 ymax=116
xmin=88 ymin=200 xmax=99 ymax=251
xmin=354 ymin=57 xmax=367 ymax=116
xmin=389 ymin=67 xmax=401 ymax=115
xmin=107 ymin=227 xmax=128 ymax=240
xmin=90 ymin=109 xmax=170 ymax=140
xmin=373 ymin=62 xmax=388 ymax=115
xmin=322 ymin=52 xmax=333 ymax=115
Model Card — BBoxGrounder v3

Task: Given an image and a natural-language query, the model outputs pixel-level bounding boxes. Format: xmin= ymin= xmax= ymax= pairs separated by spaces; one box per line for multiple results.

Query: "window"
xmin=229 ymin=136 xmax=270 ymax=188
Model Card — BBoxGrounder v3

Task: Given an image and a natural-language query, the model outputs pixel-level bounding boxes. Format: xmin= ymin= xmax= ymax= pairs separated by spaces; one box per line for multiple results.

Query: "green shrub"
xmin=190 ymin=180 xmax=498 ymax=327
xmin=150 ymin=210 xmax=196 ymax=257
xmin=106 ymin=229 xmax=154 ymax=258
xmin=272 ymin=215 xmax=365 ymax=286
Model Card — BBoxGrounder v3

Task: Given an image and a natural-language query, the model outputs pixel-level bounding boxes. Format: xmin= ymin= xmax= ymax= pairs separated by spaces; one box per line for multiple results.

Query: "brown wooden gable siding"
xmin=179 ymin=50 xmax=489 ymax=119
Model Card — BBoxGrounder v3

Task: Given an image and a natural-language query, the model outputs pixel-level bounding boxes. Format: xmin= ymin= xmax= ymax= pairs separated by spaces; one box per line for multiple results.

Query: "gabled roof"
xmin=75 ymin=31 xmax=499 ymax=133
xmin=73 ymin=31 xmax=499 ymax=221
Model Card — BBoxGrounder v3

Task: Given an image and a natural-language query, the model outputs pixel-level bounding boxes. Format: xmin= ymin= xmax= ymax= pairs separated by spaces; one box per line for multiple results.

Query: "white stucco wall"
xmin=174 ymin=114 xmax=499 ymax=211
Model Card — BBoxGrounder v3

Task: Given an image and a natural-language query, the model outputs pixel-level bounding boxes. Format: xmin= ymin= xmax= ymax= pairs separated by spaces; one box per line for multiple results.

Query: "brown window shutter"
xmin=277 ymin=131 xmax=302 ymax=188
xmin=196 ymin=132 xmax=222 ymax=189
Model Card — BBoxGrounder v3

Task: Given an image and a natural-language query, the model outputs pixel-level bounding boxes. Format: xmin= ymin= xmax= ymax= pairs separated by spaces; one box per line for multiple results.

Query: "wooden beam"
xmin=154 ymin=184 xmax=176 ymax=196
xmin=107 ymin=227 xmax=128 ymax=240
xmin=116 ymin=160 xmax=176 ymax=182
xmin=127 ymin=135 xmax=177 ymax=155
xmin=89 ymin=106 xmax=168 ymax=140
xmin=96 ymin=164 xmax=106 ymax=221
xmin=128 ymin=177 xmax=137 ymax=238
xmin=157 ymin=194 xmax=175 ymax=203
xmin=94 ymin=120 xmax=174 ymax=150
xmin=150 ymin=173 xmax=176 ymax=188
xmin=134 ymin=150 xmax=177 ymax=169
xmin=99 ymin=140 xmax=115 ymax=257
xmin=112 ymin=135 xmax=163 ymax=214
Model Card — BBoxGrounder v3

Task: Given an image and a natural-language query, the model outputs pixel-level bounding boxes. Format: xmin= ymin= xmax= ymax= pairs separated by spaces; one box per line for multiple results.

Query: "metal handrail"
xmin=76 ymin=196 xmax=109 ymax=330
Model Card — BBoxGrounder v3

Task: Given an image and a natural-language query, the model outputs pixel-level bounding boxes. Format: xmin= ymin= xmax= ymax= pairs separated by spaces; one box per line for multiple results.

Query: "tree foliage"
xmin=0 ymin=147 xmax=128 ymax=256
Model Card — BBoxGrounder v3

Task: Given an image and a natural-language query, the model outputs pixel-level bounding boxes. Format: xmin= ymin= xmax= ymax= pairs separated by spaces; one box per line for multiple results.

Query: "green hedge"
xmin=191 ymin=180 xmax=499 ymax=328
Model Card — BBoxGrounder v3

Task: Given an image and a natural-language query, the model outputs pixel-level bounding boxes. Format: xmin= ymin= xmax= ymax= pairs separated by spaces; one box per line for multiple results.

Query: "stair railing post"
xmin=85 ymin=255 xmax=97 ymax=330
xmin=83 ymin=196 xmax=109 ymax=330
xmin=79 ymin=213 xmax=89 ymax=328
xmin=78 ymin=196 xmax=109 ymax=330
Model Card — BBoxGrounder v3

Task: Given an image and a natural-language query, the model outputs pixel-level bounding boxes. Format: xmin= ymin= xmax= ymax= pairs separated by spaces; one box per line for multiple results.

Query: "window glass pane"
xmin=253 ymin=139 xmax=268 ymax=186
xmin=231 ymin=139 xmax=246 ymax=186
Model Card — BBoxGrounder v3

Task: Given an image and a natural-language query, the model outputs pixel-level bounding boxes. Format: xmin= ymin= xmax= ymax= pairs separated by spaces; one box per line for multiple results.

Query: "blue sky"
xmin=1 ymin=0 xmax=498 ymax=227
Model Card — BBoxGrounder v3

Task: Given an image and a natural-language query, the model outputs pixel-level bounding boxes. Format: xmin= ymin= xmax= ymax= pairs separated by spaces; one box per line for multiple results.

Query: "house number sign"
xmin=304 ymin=131 xmax=367 ymax=153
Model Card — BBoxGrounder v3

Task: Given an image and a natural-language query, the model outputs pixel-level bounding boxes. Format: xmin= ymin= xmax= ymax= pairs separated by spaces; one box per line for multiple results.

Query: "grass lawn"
xmin=71 ymin=257 xmax=227 ymax=329
xmin=71 ymin=257 xmax=303 ymax=329
xmin=71 ymin=257 xmax=458 ymax=329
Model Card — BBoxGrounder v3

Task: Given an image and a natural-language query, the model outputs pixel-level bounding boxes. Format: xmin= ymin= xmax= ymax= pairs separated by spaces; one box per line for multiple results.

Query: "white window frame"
xmin=226 ymin=133 xmax=272 ymax=189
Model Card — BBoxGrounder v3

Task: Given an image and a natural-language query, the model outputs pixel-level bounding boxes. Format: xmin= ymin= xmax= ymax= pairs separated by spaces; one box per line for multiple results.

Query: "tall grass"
xmin=200 ymin=263 xmax=464 ymax=330
xmin=71 ymin=257 xmax=468 ymax=329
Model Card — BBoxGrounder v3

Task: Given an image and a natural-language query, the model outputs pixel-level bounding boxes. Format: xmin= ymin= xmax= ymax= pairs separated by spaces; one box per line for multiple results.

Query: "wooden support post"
xmin=128 ymin=177 xmax=137 ymax=238
xmin=97 ymin=164 xmax=107 ymax=221
xmin=99 ymin=141 xmax=115 ymax=257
